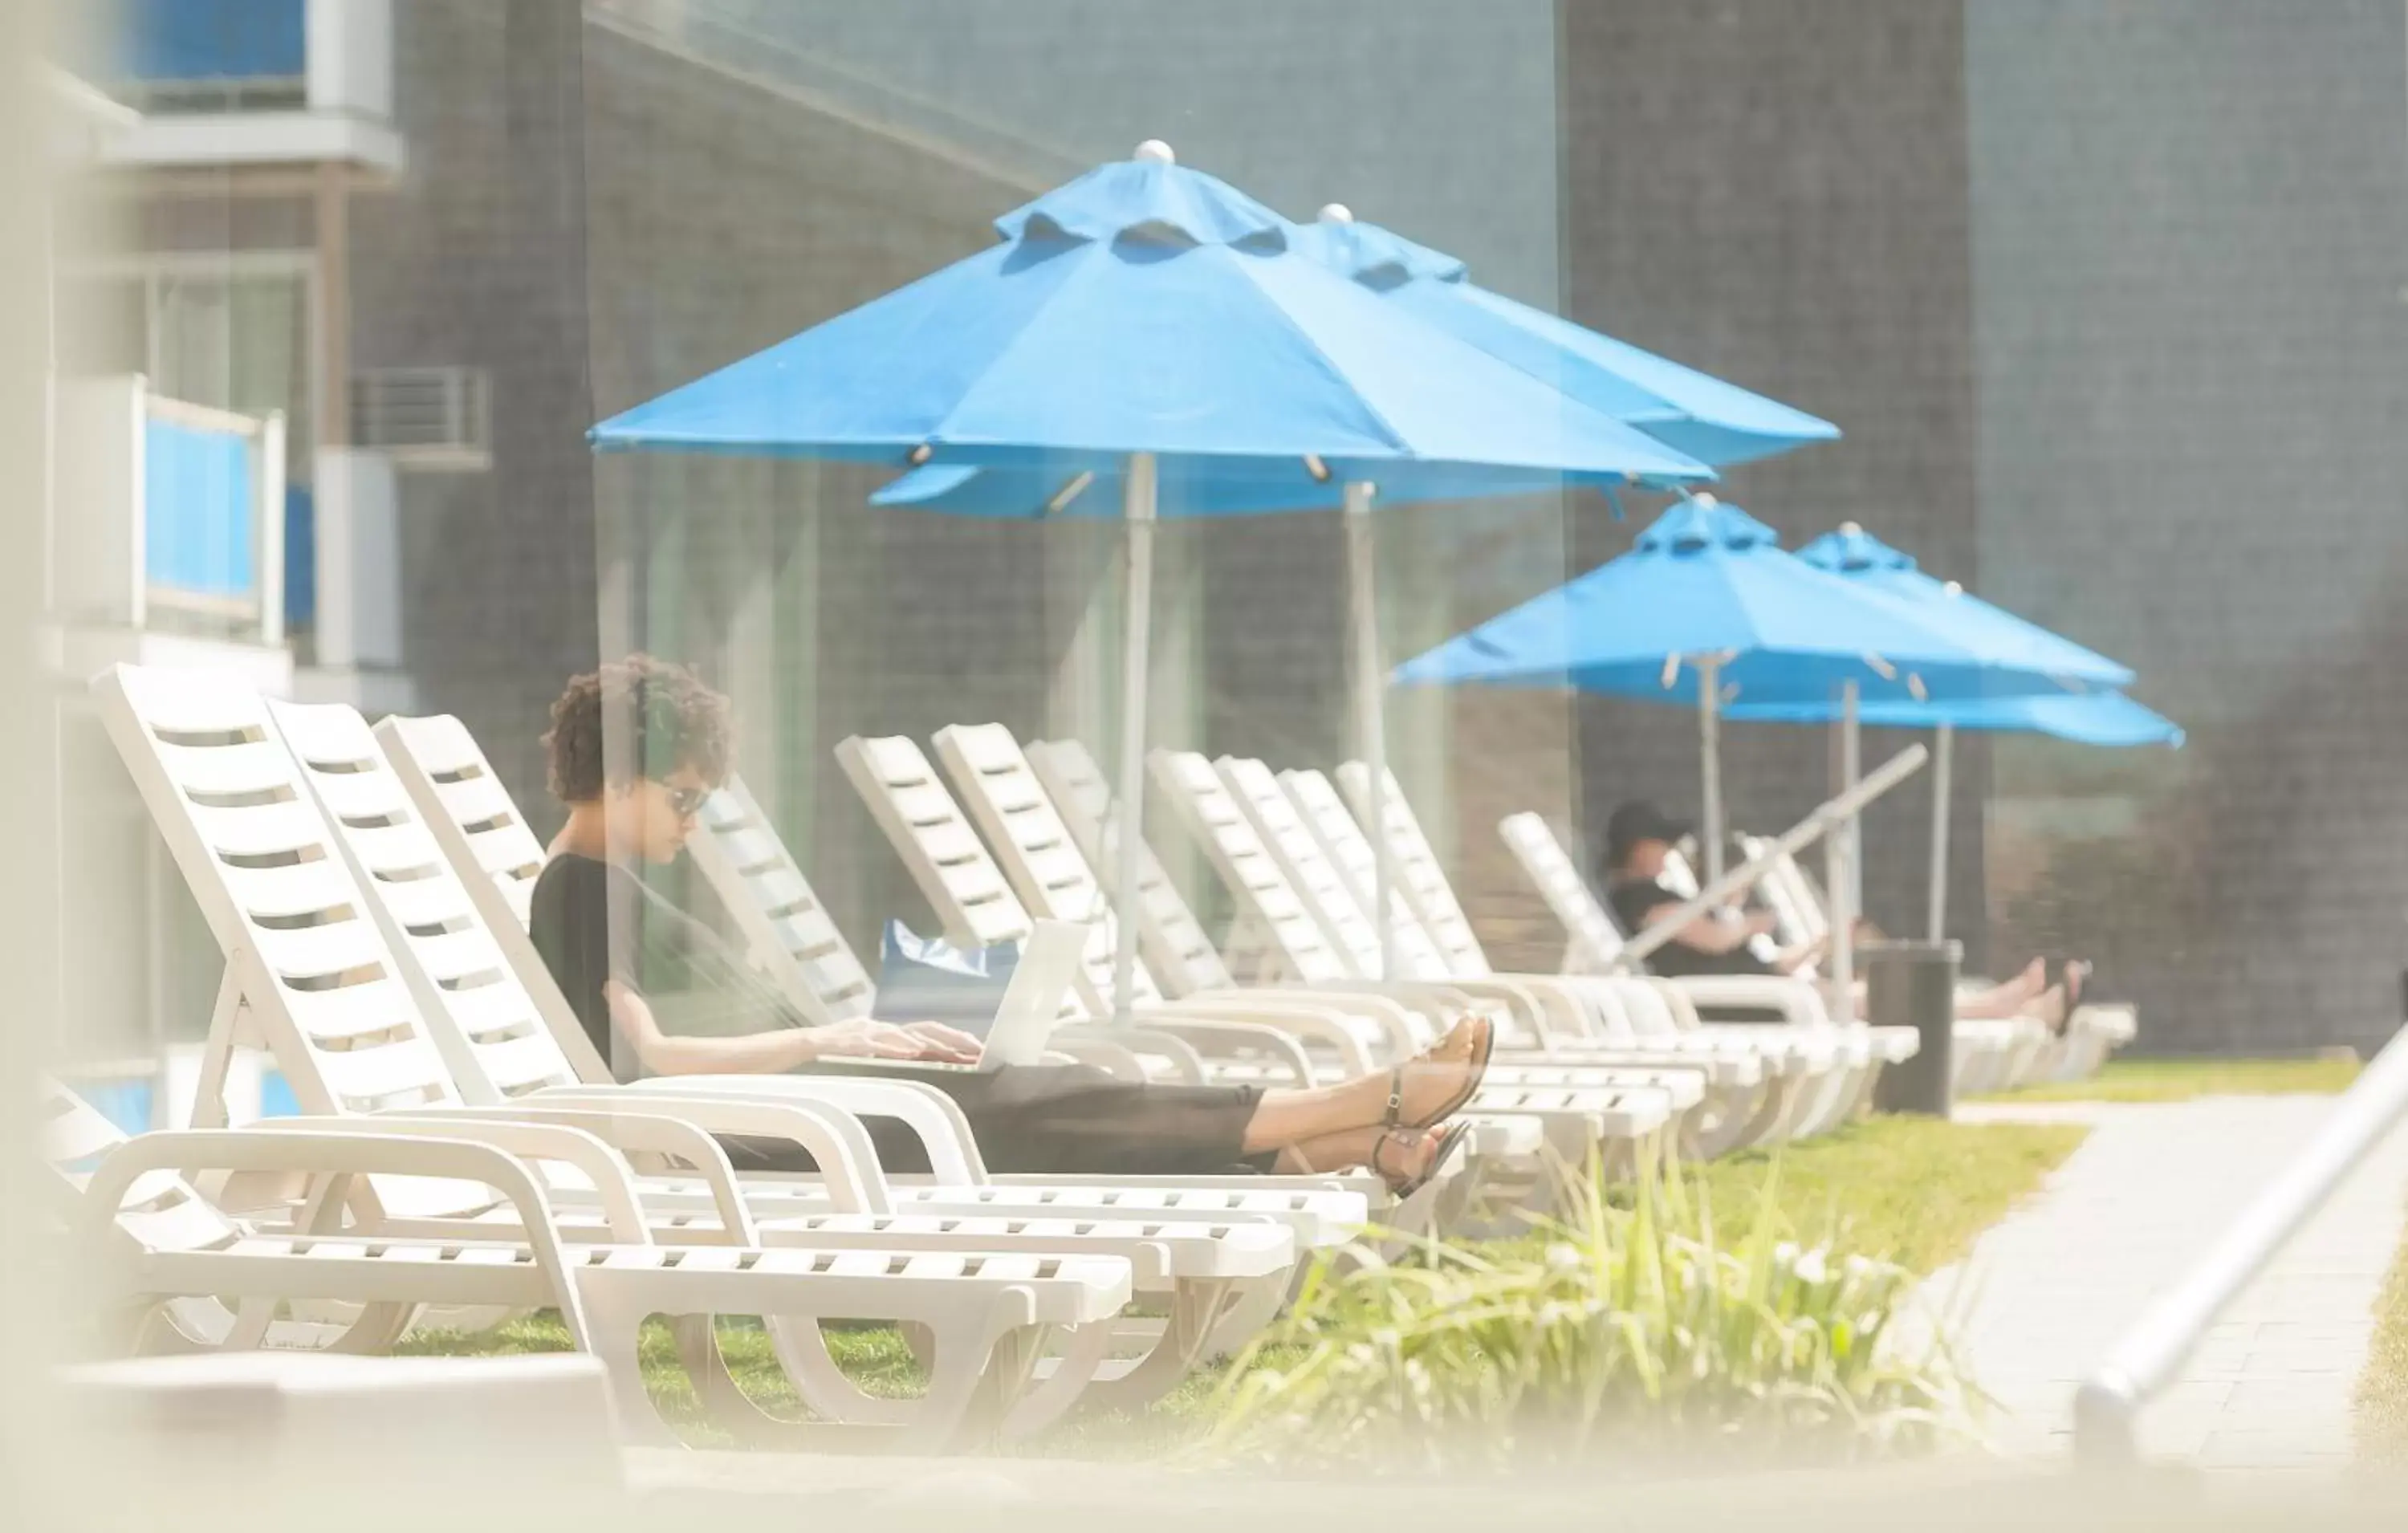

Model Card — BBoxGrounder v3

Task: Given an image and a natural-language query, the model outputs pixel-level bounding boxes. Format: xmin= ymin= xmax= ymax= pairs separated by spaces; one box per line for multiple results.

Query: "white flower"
xmin=1794 ymin=1246 xmax=1830 ymax=1285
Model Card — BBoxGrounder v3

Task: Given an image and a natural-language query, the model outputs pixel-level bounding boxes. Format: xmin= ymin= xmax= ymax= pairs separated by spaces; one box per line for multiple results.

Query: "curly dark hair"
xmin=543 ymin=654 xmax=734 ymax=803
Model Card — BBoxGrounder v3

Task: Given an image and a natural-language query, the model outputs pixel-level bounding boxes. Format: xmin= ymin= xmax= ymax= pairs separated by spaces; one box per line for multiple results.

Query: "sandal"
xmin=1384 ymin=1015 xmax=1493 ymax=1132
xmin=2045 ymin=958 xmax=2089 ymax=1009
xmin=1374 ymin=1122 xmax=1474 ymax=1200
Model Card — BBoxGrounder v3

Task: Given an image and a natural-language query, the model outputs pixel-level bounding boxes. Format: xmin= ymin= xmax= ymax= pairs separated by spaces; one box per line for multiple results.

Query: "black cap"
xmin=1604 ymin=800 xmax=1690 ymax=865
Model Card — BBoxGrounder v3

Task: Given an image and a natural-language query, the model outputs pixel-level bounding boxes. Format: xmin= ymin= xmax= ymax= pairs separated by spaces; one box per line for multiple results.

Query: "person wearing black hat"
xmin=1599 ymin=801 xmax=1816 ymax=981
xmin=1597 ymin=799 xmax=2082 ymax=1026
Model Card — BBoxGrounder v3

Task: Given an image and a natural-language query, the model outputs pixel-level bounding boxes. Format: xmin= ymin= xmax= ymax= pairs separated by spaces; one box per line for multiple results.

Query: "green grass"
xmin=1682 ymin=1116 xmax=2087 ymax=1275
xmin=2357 ymin=1238 xmax=2408 ymax=1464
xmin=1977 ymin=1054 xmax=2360 ymax=1105
xmin=402 ymin=1116 xmax=2087 ymax=1454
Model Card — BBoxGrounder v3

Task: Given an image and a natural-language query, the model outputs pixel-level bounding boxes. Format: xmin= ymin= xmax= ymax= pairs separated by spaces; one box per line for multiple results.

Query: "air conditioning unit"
xmin=350 ymin=367 xmax=490 ymax=470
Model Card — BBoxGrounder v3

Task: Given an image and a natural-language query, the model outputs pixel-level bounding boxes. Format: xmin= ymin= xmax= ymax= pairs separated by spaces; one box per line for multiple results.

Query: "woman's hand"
xmin=897 ymin=1020 xmax=986 ymax=1061
xmin=803 ymin=1019 xmax=982 ymax=1065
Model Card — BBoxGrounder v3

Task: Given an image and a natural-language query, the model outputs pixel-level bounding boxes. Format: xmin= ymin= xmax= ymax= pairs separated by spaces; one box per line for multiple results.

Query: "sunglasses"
xmin=661 ymin=783 xmax=709 ymax=818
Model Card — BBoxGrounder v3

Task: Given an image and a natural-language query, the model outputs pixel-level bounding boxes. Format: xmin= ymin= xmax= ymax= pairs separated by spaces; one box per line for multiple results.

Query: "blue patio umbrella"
xmin=590 ymin=141 xmax=1714 ymax=1008
xmin=870 ymin=200 xmax=1839 ymax=515
xmin=1724 ymin=523 xmax=2174 ymax=941
xmin=864 ymin=195 xmax=1848 ymax=967
xmin=1392 ymin=495 xmax=2085 ymax=1020
xmin=1290 ymin=205 xmax=1840 ymax=470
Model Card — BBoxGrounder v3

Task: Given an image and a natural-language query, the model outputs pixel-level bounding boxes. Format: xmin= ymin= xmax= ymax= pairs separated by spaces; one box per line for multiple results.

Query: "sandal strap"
xmin=1384 ymin=1068 xmax=1404 ymax=1128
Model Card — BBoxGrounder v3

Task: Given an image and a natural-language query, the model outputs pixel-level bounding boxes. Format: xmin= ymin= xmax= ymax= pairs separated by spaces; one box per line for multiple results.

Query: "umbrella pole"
xmin=1111 ymin=452 xmax=1157 ymax=1027
xmin=1344 ymin=481 xmax=1397 ymax=981
xmin=1828 ymin=680 xmax=1859 ymax=1026
xmin=1927 ymin=722 xmax=1954 ymax=942
xmin=1698 ymin=657 xmax=1724 ymax=885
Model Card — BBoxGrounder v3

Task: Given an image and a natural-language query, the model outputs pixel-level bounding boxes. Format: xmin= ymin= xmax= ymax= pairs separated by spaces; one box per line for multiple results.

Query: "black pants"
xmin=711 ymin=1059 xmax=1275 ymax=1178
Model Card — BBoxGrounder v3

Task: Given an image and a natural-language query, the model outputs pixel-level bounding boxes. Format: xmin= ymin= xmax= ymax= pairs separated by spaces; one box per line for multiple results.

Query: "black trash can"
xmin=1865 ymin=939 xmax=1961 ymax=1116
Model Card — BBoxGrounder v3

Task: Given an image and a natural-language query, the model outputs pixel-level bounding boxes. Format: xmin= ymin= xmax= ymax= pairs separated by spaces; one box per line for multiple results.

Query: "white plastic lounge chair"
xmin=52 ymin=1077 xmax=1133 ymax=1450
xmin=1271 ymin=763 xmax=1828 ymax=1153
xmin=1666 ymin=840 xmax=2036 ymax=1093
xmin=1208 ymin=754 xmax=1741 ymax=1136
xmin=839 ymin=731 xmax=1564 ymax=1219
xmin=1498 ymin=810 xmax=1948 ymax=1113
xmin=370 ymin=707 xmax=1366 ymax=1237
xmin=1026 ymin=736 xmax=1711 ymax=1161
xmin=1139 ymin=746 xmax=1676 ymax=1169
xmin=92 ymin=665 xmax=1321 ymax=1430
xmin=1209 ymin=755 xmax=1720 ymax=1103
xmin=938 ymin=725 xmax=1724 ymax=1098
xmin=1731 ymin=834 xmax=2134 ymax=1086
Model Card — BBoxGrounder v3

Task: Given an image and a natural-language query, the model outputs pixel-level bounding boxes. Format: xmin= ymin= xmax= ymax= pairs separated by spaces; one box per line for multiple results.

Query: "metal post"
xmin=1828 ymin=681 xmax=1859 ymax=1026
xmin=1698 ymin=657 xmax=1724 ymax=885
xmin=1926 ymin=722 xmax=1954 ymax=943
xmin=1110 ymin=453 xmax=1157 ymax=1027
xmin=1343 ymin=482 xmax=1397 ymax=981
xmin=2077 ymin=1014 xmax=2408 ymax=1464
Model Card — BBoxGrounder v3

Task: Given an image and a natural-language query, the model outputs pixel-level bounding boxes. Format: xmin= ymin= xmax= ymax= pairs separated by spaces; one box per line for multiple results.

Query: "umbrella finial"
xmin=1134 ymin=139 xmax=1176 ymax=165
xmin=1694 ymin=492 xmax=1719 ymax=507
xmin=1838 ymin=520 xmax=1862 ymax=536
xmin=1318 ymin=203 xmax=1356 ymax=225
xmin=1942 ymin=579 xmax=1964 ymax=598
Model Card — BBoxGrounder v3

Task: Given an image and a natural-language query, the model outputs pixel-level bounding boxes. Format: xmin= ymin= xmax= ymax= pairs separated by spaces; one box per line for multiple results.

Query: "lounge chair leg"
xmin=186 ymin=962 xmax=248 ymax=1131
xmin=1001 ymin=1316 xmax=1121 ymax=1437
xmin=581 ymin=1295 xmax=684 ymax=1448
xmin=1202 ymin=1274 xmax=1289 ymax=1360
xmin=1053 ymin=1277 xmax=1240 ymax=1421
xmin=1694 ymin=1078 xmax=1785 ymax=1158
xmin=767 ymin=1317 xmax=915 ymax=1427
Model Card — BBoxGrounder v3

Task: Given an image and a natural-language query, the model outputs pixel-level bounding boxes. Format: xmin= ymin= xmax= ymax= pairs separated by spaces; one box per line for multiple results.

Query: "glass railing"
xmin=52 ymin=379 xmax=286 ymax=645
xmin=102 ymin=0 xmax=307 ymax=112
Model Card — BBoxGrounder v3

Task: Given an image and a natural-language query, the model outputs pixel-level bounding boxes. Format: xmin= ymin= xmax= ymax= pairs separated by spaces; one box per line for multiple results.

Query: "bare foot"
xmin=1389 ymin=1015 xmax=1492 ymax=1129
xmin=1371 ymin=1125 xmax=1464 ymax=1196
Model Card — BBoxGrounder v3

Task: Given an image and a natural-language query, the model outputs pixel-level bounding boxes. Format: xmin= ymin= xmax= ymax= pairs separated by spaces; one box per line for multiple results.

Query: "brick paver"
xmin=1933 ymin=1096 xmax=2408 ymax=1468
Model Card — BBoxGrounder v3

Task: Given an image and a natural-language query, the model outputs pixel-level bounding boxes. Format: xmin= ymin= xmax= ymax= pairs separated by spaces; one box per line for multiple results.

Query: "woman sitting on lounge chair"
xmin=527 ymin=655 xmax=1485 ymax=1193
xmin=1598 ymin=799 xmax=2086 ymax=1031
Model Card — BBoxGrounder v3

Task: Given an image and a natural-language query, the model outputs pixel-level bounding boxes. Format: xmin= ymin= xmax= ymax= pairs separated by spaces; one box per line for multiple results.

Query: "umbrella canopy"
xmin=591 ymin=152 xmax=1713 ymax=486
xmin=592 ymin=143 xmax=1714 ymax=1015
xmin=867 ymin=457 xmax=1576 ymax=518
xmin=1722 ymin=523 xmax=2170 ymax=943
xmin=1792 ymin=524 xmax=2133 ymax=689
xmin=868 ymin=201 xmax=1837 ymax=516
xmin=1389 ymin=495 xmax=2079 ymax=706
xmin=1727 ymin=689 xmax=2181 ymax=747
xmin=1289 ymin=208 xmax=1839 ymax=470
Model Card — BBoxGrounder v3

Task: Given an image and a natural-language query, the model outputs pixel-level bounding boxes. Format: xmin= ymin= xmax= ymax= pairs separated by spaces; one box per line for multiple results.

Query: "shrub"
xmin=1198 ymin=1151 xmax=1974 ymax=1474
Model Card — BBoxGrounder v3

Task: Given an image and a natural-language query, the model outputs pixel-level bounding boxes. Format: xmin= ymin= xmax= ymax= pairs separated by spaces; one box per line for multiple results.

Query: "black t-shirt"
xmin=527 ymin=852 xmax=806 ymax=1081
xmin=1605 ymin=874 xmax=1775 ymax=981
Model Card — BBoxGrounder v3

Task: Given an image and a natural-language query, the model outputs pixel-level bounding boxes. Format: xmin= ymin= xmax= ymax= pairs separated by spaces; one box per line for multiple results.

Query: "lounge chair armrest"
xmin=256 ymin=1115 xmax=653 ymax=1242
xmin=1120 ymin=1013 xmax=1320 ymax=1084
xmin=1275 ymin=983 xmax=1445 ymax=1055
xmin=1051 ymin=1024 xmax=1210 ymax=1084
xmin=610 ymin=1074 xmax=986 ymax=1189
xmin=1148 ymin=996 xmax=1379 ymax=1072
xmin=1039 ymin=1035 xmax=1152 ymax=1080
xmin=397 ymin=1104 xmax=757 ymax=1239
xmin=1670 ymin=976 xmax=1833 ymax=1028
xmin=1425 ymin=976 xmax=1563 ymax=1045
xmin=83 ymin=1127 xmax=600 ymax=1348
xmin=524 ymin=1085 xmax=893 ymax=1214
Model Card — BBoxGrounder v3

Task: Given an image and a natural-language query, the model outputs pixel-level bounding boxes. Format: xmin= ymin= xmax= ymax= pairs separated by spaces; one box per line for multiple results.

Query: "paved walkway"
xmin=1933 ymin=1096 xmax=2408 ymax=1469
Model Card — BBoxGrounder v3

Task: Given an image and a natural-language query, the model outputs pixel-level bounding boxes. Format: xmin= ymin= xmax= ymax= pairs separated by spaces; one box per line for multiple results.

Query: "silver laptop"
xmin=971 ymin=919 xmax=1088 ymax=1071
